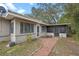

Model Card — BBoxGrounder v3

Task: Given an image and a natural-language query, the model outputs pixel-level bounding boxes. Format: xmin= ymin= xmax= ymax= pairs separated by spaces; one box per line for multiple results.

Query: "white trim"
xmin=11 ymin=19 xmax=16 ymax=42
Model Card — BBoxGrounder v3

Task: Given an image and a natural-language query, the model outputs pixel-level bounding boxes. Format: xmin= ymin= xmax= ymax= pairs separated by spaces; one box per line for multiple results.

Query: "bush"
xmin=27 ymin=34 xmax=33 ymax=43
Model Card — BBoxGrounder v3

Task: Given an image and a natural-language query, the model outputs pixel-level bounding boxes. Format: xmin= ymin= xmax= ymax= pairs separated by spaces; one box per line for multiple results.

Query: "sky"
xmin=4 ymin=3 xmax=37 ymax=14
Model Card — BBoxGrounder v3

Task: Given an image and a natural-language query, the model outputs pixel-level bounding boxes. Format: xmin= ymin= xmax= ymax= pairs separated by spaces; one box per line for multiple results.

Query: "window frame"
xmin=20 ymin=22 xmax=34 ymax=34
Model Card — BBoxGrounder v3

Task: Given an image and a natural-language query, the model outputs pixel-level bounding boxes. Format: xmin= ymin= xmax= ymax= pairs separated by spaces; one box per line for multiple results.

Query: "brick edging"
xmin=48 ymin=39 xmax=58 ymax=56
xmin=30 ymin=39 xmax=43 ymax=56
xmin=30 ymin=46 xmax=42 ymax=56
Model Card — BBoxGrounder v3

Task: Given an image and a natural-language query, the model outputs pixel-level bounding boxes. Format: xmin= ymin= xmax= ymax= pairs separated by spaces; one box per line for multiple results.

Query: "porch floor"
xmin=32 ymin=37 xmax=58 ymax=56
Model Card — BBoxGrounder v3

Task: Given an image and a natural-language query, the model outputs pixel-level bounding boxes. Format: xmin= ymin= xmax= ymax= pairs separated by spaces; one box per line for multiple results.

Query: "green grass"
xmin=70 ymin=34 xmax=79 ymax=45
xmin=0 ymin=39 xmax=40 ymax=56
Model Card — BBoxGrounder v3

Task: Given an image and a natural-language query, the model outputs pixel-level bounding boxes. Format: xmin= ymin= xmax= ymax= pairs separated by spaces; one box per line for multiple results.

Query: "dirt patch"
xmin=49 ymin=37 xmax=79 ymax=56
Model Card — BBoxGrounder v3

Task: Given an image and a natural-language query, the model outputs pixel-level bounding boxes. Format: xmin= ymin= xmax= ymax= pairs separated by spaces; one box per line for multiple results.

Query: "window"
xmin=20 ymin=22 xmax=34 ymax=33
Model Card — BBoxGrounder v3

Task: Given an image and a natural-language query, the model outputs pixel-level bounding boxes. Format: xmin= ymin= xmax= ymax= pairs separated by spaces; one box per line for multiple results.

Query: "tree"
xmin=31 ymin=3 xmax=64 ymax=23
xmin=59 ymin=4 xmax=79 ymax=40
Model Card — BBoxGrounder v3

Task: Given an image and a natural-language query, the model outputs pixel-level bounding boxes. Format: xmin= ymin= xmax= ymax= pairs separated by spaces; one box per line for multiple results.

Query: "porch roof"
xmin=6 ymin=10 xmax=48 ymax=25
xmin=47 ymin=23 xmax=71 ymax=26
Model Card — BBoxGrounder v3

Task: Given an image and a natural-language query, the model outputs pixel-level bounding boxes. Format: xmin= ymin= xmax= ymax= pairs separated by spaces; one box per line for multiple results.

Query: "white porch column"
xmin=11 ymin=19 xmax=16 ymax=43
xmin=34 ymin=24 xmax=37 ymax=38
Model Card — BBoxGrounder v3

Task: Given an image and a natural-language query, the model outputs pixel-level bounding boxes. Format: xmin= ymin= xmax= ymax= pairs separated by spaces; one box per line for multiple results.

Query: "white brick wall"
xmin=59 ymin=33 xmax=67 ymax=38
xmin=46 ymin=33 xmax=54 ymax=37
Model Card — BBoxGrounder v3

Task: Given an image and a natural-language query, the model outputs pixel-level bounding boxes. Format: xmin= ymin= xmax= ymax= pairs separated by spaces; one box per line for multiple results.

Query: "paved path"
xmin=33 ymin=37 xmax=58 ymax=56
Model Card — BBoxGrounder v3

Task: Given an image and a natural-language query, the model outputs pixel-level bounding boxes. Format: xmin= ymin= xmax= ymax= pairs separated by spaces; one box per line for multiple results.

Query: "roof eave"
xmin=7 ymin=11 xmax=47 ymax=25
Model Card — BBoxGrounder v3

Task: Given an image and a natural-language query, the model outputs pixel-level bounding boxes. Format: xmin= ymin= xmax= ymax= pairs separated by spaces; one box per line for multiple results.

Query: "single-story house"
xmin=0 ymin=10 xmax=70 ymax=44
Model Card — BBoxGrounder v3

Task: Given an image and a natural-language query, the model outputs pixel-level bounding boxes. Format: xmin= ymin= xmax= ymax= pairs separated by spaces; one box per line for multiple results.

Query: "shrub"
xmin=27 ymin=34 xmax=33 ymax=43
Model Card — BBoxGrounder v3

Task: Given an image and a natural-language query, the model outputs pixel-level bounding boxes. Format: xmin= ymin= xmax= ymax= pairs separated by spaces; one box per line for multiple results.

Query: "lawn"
xmin=0 ymin=39 xmax=41 ymax=56
xmin=49 ymin=37 xmax=79 ymax=56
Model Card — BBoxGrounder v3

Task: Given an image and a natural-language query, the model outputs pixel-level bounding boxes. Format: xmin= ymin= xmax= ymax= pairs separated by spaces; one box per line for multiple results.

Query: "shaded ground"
xmin=49 ymin=37 xmax=79 ymax=56
xmin=0 ymin=39 xmax=40 ymax=56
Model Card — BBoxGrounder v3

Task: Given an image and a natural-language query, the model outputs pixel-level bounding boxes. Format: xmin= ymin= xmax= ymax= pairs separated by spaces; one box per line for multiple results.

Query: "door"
xmin=54 ymin=26 xmax=59 ymax=36
xmin=37 ymin=26 xmax=39 ymax=36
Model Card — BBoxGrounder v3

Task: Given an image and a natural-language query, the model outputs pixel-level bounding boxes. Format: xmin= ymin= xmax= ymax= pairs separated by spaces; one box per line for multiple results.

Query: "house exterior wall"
xmin=0 ymin=18 xmax=10 ymax=41
xmin=0 ymin=17 xmax=69 ymax=43
xmin=0 ymin=10 xmax=70 ymax=44
xmin=15 ymin=34 xmax=27 ymax=43
xmin=12 ymin=20 xmax=68 ymax=44
xmin=11 ymin=18 xmax=42 ymax=44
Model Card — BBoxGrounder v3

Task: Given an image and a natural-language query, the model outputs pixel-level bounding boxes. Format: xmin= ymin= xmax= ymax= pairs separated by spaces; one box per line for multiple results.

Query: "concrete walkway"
xmin=33 ymin=37 xmax=58 ymax=56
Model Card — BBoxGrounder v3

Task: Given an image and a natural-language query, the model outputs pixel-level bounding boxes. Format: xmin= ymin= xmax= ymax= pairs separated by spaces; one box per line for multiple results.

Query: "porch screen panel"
xmin=11 ymin=22 xmax=14 ymax=33
xmin=0 ymin=19 xmax=1 ymax=32
xmin=25 ymin=24 xmax=27 ymax=33
xmin=47 ymin=26 xmax=54 ymax=33
xmin=30 ymin=24 xmax=34 ymax=33
xmin=20 ymin=22 xmax=34 ymax=33
xmin=20 ymin=22 xmax=23 ymax=33
xmin=25 ymin=23 xmax=30 ymax=33
xmin=24 ymin=24 xmax=34 ymax=33
xmin=59 ymin=26 xmax=67 ymax=33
